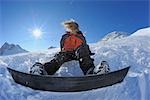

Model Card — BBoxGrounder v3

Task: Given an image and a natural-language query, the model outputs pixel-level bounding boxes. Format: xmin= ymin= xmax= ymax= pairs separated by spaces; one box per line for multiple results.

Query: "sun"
xmin=32 ymin=28 xmax=43 ymax=39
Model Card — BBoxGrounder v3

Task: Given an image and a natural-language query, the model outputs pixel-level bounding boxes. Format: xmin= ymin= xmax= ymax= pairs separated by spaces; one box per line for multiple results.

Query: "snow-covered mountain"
xmin=48 ymin=46 xmax=56 ymax=49
xmin=0 ymin=42 xmax=28 ymax=56
xmin=101 ymin=31 xmax=128 ymax=41
xmin=0 ymin=27 xmax=150 ymax=100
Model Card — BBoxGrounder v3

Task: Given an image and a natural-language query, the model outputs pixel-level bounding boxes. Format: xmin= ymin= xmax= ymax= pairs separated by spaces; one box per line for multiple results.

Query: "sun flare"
xmin=32 ymin=28 xmax=43 ymax=39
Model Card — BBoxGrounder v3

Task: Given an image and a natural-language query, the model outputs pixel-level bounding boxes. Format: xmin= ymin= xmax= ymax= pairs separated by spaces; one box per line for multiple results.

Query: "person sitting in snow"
xmin=30 ymin=19 xmax=96 ymax=75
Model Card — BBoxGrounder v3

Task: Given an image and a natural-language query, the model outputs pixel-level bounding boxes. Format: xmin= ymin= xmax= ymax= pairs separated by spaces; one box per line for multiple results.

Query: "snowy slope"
xmin=0 ymin=42 xmax=28 ymax=56
xmin=0 ymin=27 xmax=150 ymax=100
xmin=131 ymin=27 xmax=150 ymax=37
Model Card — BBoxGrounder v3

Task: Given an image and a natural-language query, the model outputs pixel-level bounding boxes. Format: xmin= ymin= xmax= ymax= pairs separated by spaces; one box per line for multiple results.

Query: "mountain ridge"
xmin=0 ymin=42 xmax=28 ymax=56
xmin=100 ymin=31 xmax=129 ymax=42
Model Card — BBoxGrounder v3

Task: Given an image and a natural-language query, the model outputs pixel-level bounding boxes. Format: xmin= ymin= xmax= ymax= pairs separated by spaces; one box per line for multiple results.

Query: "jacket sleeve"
xmin=76 ymin=31 xmax=87 ymax=45
xmin=60 ymin=34 xmax=69 ymax=51
xmin=82 ymin=35 xmax=87 ymax=44
xmin=78 ymin=33 xmax=94 ymax=55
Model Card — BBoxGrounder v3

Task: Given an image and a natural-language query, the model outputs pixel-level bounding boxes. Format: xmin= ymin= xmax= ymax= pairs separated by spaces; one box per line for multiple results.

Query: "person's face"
xmin=64 ymin=23 xmax=77 ymax=31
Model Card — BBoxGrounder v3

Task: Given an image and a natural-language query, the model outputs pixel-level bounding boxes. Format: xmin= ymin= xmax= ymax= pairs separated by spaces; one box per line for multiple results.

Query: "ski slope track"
xmin=0 ymin=27 xmax=150 ymax=100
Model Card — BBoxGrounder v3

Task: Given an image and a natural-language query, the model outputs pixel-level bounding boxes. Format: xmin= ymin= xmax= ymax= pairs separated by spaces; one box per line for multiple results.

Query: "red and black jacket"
xmin=60 ymin=31 xmax=86 ymax=52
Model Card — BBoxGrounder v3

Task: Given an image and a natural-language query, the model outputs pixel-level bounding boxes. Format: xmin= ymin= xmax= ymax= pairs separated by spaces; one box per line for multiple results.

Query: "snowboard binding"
xmin=30 ymin=62 xmax=48 ymax=75
xmin=95 ymin=61 xmax=110 ymax=75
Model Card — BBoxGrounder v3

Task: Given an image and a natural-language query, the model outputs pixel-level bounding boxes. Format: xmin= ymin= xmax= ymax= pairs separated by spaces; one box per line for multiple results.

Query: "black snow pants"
xmin=43 ymin=44 xmax=95 ymax=75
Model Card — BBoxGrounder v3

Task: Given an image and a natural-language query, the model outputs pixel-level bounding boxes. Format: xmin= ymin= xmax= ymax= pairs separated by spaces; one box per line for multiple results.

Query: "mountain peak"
xmin=48 ymin=46 xmax=56 ymax=49
xmin=2 ymin=42 xmax=9 ymax=48
xmin=101 ymin=31 xmax=128 ymax=41
xmin=3 ymin=42 xmax=9 ymax=45
xmin=0 ymin=42 xmax=28 ymax=56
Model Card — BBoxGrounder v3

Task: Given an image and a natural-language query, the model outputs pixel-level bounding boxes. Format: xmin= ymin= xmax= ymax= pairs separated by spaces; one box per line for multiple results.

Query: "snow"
xmin=131 ymin=27 xmax=150 ymax=37
xmin=0 ymin=27 xmax=150 ymax=100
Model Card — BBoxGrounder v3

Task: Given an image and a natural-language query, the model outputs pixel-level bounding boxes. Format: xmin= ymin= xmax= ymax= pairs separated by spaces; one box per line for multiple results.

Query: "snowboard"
xmin=7 ymin=67 xmax=130 ymax=92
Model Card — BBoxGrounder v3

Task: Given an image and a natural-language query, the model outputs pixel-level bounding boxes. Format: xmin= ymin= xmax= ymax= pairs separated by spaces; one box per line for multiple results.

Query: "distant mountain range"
xmin=48 ymin=46 xmax=56 ymax=49
xmin=0 ymin=42 xmax=28 ymax=56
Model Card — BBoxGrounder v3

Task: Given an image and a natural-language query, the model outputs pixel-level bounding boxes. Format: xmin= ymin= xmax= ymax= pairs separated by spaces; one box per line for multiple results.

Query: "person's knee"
xmin=54 ymin=52 xmax=67 ymax=64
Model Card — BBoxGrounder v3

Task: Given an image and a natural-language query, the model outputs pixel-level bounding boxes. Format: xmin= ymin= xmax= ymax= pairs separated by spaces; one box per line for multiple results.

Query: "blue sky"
xmin=0 ymin=0 xmax=149 ymax=51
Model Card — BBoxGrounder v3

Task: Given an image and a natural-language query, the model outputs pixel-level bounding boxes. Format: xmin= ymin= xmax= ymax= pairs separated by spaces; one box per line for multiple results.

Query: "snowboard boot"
xmin=96 ymin=61 xmax=110 ymax=75
xmin=30 ymin=62 xmax=48 ymax=75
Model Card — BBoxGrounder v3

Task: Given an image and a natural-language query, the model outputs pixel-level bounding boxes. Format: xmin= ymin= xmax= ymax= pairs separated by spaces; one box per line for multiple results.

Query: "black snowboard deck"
xmin=7 ymin=67 xmax=130 ymax=92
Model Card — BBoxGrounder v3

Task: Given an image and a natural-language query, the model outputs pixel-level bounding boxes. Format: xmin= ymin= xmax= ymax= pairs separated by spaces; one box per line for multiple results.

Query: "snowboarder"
xmin=31 ymin=19 xmax=95 ymax=75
